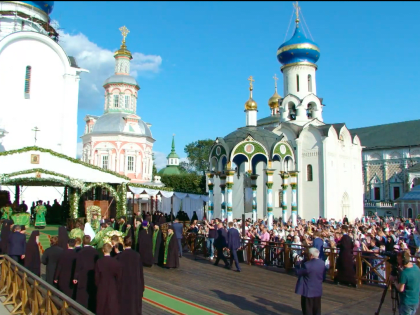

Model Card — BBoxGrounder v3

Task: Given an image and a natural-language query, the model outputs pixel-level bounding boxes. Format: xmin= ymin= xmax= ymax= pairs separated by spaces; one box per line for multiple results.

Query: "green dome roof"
xmin=158 ymin=165 xmax=181 ymax=175
xmin=167 ymin=135 xmax=180 ymax=159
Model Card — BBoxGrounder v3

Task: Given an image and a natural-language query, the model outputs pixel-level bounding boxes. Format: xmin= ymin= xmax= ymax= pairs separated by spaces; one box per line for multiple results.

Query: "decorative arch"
xmin=81 ymin=182 xmax=119 ymax=202
xmin=300 ymin=94 xmax=322 ymax=110
xmin=231 ymin=136 xmax=268 ymax=162
xmin=284 ymin=156 xmax=294 ymax=172
xmin=370 ymin=174 xmax=382 ymax=184
xmin=210 ymin=157 xmax=218 ymax=172
xmin=369 ymin=153 xmax=381 ymax=161
xmin=251 ymin=153 xmax=268 ymax=174
xmin=353 ymin=135 xmax=361 ymax=146
xmin=272 ymin=141 xmax=294 ymax=161
xmin=210 ymin=142 xmax=227 ymax=160
xmin=389 ymin=151 xmax=402 ymax=159
xmin=219 ymin=155 xmax=227 ymax=171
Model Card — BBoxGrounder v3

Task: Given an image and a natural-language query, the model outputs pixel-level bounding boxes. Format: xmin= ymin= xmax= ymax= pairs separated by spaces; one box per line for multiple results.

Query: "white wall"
xmin=283 ymin=64 xmax=317 ymax=99
xmin=0 ymin=32 xmax=83 ymax=158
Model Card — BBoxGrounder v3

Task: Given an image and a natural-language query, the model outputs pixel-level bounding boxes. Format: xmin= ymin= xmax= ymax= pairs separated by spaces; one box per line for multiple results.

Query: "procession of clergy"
xmin=0 ymin=212 xmax=180 ymax=315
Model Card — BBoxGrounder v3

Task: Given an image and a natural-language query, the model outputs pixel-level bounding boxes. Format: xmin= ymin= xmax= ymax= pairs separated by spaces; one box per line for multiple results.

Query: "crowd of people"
xmin=0 ymin=213 xmax=181 ymax=315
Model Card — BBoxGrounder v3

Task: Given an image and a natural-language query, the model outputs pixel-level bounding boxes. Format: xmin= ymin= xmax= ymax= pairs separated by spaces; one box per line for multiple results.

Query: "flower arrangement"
xmin=86 ymin=205 xmax=102 ymax=223
xmin=102 ymin=230 xmax=123 ymax=245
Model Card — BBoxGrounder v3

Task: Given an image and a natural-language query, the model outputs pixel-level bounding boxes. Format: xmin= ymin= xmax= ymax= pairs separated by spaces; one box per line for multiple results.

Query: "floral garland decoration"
xmin=129 ymin=183 xmax=174 ymax=192
xmin=0 ymin=146 xmax=130 ymax=180
xmin=69 ymin=189 xmax=80 ymax=219
xmin=102 ymin=230 xmax=123 ymax=245
xmin=81 ymin=183 xmax=119 ymax=202
xmin=116 ymin=184 xmax=127 ymax=218
xmin=86 ymin=205 xmax=102 ymax=223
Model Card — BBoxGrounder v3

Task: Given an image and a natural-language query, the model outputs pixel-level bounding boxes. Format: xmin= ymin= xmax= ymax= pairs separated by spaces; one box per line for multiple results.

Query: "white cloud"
xmin=153 ymin=151 xmax=167 ymax=171
xmin=53 ymin=20 xmax=162 ymax=110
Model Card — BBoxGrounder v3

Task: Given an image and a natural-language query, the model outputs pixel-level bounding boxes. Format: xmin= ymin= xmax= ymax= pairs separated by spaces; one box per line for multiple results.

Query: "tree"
xmin=184 ymin=139 xmax=214 ymax=175
xmin=179 ymin=161 xmax=195 ymax=174
xmin=152 ymin=153 xmax=158 ymax=177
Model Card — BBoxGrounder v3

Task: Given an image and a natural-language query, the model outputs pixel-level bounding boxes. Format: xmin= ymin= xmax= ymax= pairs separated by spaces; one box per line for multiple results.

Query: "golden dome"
xmin=268 ymin=91 xmax=281 ymax=109
xmin=245 ymin=98 xmax=258 ymax=110
xmin=114 ymin=42 xmax=132 ymax=59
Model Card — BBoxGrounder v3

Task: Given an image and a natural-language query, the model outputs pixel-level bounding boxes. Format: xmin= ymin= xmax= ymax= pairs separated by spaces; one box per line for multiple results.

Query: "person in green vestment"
xmin=69 ymin=222 xmax=85 ymax=239
xmin=163 ymin=225 xmax=179 ymax=268
xmin=91 ymin=214 xmax=101 ymax=233
xmin=134 ymin=217 xmax=142 ymax=250
xmin=91 ymin=221 xmax=114 ymax=249
xmin=34 ymin=200 xmax=47 ymax=229
xmin=0 ymin=203 xmax=13 ymax=220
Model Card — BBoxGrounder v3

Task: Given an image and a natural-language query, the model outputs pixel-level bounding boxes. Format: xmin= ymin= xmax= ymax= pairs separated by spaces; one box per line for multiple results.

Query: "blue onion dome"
xmin=277 ymin=24 xmax=320 ymax=67
xmin=20 ymin=1 xmax=54 ymax=14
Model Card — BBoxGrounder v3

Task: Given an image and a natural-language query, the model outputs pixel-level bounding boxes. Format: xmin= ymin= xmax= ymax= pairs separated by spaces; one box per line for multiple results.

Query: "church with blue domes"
xmin=207 ymin=3 xmax=364 ymax=228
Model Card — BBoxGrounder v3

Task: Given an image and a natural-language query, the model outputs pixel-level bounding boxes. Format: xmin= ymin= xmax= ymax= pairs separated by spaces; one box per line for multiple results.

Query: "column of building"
xmin=280 ymin=172 xmax=289 ymax=223
xmin=250 ymin=174 xmax=258 ymax=223
xmin=206 ymin=171 xmax=215 ymax=221
xmin=266 ymin=167 xmax=275 ymax=230
xmin=290 ymin=172 xmax=298 ymax=227
xmin=226 ymin=169 xmax=235 ymax=223
xmin=219 ymin=174 xmax=227 ymax=222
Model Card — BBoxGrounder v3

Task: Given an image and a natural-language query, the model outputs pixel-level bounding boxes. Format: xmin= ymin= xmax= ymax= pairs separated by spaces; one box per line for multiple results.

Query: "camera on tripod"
xmin=379 ymin=250 xmax=400 ymax=276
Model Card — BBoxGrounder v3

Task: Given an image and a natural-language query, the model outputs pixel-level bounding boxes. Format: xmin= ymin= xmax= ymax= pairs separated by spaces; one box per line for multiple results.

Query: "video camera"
xmin=379 ymin=250 xmax=399 ymax=276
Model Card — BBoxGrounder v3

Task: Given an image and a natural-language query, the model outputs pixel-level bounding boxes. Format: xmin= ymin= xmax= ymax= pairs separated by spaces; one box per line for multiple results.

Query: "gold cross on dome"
xmin=273 ymin=74 xmax=278 ymax=89
xmin=119 ymin=26 xmax=130 ymax=42
xmin=248 ymin=76 xmax=255 ymax=89
xmin=293 ymin=1 xmax=300 ymax=22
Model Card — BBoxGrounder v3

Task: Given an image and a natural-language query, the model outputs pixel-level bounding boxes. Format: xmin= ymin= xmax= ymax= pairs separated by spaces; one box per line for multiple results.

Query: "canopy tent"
xmin=0 ymin=146 xmax=130 ymax=218
xmin=128 ymin=186 xmax=208 ymax=220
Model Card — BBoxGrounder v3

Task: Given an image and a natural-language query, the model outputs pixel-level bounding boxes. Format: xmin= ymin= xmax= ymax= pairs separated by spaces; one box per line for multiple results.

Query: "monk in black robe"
xmin=54 ymin=239 xmax=78 ymax=299
xmin=116 ymin=236 xmax=144 ymax=315
xmin=152 ymin=225 xmax=163 ymax=265
xmin=137 ymin=221 xmax=154 ymax=267
xmin=335 ymin=225 xmax=357 ymax=287
xmin=163 ymin=226 xmax=179 ymax=269
xmin=24 ymin=230 xmax=41 ymax=276
xmin=73 ymin=235 xmax=99 ymax=312
xmin=41 ymin=236 xmax=63 ymax=285
xmin=57 ymin=226 xmax=69 ymax=250
xmin=95 ymin=243 xmax=122 ymax=315
xmin=0 ymin=219 xmax=12 ymax=254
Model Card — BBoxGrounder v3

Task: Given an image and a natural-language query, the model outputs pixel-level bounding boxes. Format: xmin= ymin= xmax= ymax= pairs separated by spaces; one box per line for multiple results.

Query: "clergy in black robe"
xmin=116 ymin=236 xmax=144 ymax=315
xmin=41 ymin=236 xmax=63 ymax=285
xmin=95 ymin=243 xmax=122 ymax=315
xmin=335 ymin=225 xmax=357 ymax=286
xmin=152 ymin=225 xmax=163 ymax=265
xmin=137 ymin=221 xmax=154 ymax=267
xmin=0 ymin=219 xmax=12 ymax=254
xmin=57 ymin=226 xmax=69 ymax=250
xmin=73 ymin=235 xmax=99 ymax=312
xmin=24 ymin=230 xmax=41 ymax=276
xmin=110 ymin=235 xmax=123 ymax=257
xmin=54 ymin=239 xmax=78 ymax=299
xmin=163 ymin=226 xmax=179 ymax=269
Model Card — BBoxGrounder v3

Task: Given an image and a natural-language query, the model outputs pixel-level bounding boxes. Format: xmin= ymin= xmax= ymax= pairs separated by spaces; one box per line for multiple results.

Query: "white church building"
xmin=207 ymin=5 xmax=364 ymax=228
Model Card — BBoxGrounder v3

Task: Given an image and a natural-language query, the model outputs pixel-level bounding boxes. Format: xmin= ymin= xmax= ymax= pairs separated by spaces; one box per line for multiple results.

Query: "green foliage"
xmin=160 ymin=173 xmax=207 ymax=195
xmin=184 ymin=139 xmax=214 ymax=175
xmin=129 ymin=183 xmax=174 ymax=192
xmin=179 ymin=161 xmax=195 ymax=174
xmin=152 ymin=153 xmax=158 ymax=177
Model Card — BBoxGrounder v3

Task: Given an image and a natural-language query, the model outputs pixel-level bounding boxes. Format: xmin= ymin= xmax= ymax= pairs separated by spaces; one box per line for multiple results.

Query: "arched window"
xmin=125 ymin=95 xmax=130 ymax=109
xmin=296 ymin=74 xmax=300 ymax=92
xmin=24 ymin=66 xmax=31 ymax=99
xmin=113 ymin=95 xmax=119 ymax=107
xmin=308 ymin=74 xmax=312 ymax=92
xmin=408 ymin=208 xmax=413 ymax=218
xmin=307 ymin=164 xmax=313 ymax=181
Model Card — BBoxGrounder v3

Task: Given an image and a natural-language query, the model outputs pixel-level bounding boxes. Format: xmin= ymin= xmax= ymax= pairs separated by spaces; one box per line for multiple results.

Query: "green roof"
xmin=158 ymin=165 xmax=181 ymax=175
xmin=349 ymin=119 xmax=420 ymax=149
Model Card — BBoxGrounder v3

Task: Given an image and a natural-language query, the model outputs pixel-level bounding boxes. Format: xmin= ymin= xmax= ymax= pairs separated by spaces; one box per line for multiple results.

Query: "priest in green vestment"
xmin=34 ymin=200 xmax=47 ymax=229
xmin=69 ymin=222 xmax=85 ymax=239
xmin=0 ymin=203 xmax=13 ymax=220
xmin=91 ymin=214 xmax=100 ymax=233
xmin=91 ymin=221 xmax=114 ymax=249
xmin=163 ymin=225 xmax=179 ymax=268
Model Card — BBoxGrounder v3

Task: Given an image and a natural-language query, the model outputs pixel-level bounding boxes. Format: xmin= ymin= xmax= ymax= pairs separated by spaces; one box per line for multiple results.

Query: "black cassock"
xmin=24 ymin=230 xmax=41 ymax=277
xmin=137 ymin=229 xmax=154 ymax=267
xmin=95 ymin=256 xmax=122 ymax=315
xmin=153 ymin=230 xmax=163 ymax=265
xmin=74 ymin=246 xmax=99 ymax=312
xmin=164 ymin=234 xmax=180 ymax=268
xmin=57 ymin=226 xmax=69 ymax=250
xmin=335 ymin=234 xmax=356 ymax=285
xmin=54 ymin=248 xmax=78 ymax=299
xmin=116 ymin=249 xmax=144 ymax=315
xmin=41 ymin=245 xmax=63 ymax=285
xmin=0 ymin=220 xmax=12 ymax=254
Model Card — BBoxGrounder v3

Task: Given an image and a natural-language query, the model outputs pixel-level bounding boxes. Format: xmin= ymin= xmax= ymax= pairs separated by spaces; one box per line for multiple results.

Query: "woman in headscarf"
xmin=57 ymin=226 xmax=69 ymax=250
xmin=25 ymin=230 xmax=41 ymax=277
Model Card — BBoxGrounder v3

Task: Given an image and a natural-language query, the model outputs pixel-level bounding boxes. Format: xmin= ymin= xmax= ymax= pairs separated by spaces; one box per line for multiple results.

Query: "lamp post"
xmin=290 ymin=171 xmax=298 ymax=227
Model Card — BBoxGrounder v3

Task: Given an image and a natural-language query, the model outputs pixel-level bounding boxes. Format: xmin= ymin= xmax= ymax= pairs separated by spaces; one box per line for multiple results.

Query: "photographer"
xmin=390 ymin=251 xmax=420 ymax=315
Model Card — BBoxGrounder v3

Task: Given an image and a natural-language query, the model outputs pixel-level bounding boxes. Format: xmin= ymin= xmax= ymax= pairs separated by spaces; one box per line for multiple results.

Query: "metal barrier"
xmin=0 ymin=255 xmax=93 ymax=315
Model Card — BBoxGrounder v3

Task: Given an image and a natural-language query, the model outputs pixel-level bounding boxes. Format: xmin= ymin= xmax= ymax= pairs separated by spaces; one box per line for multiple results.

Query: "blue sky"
xmin=51 ymin=1 xmax=420 ymax=169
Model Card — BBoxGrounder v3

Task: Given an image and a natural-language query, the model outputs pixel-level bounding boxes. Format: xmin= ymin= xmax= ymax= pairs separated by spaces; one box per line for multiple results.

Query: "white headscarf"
xmin=84 ymin=222 xmax=96 ymax=240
